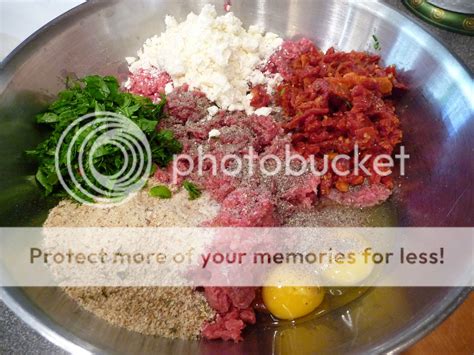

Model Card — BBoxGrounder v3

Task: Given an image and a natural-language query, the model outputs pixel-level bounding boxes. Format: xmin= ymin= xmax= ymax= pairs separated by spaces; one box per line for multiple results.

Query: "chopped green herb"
xmin=372 ymin=35 xmax=381 ymax=51
xmin=25 ymin=75 xmax=182 ymax=199
xmin=149 ymin=185 xmax=172 ymax=199
xmin=149 ymin=163 xmax=158 ymax=177
xmin=183 ymin=181 xmax=202 ymax=200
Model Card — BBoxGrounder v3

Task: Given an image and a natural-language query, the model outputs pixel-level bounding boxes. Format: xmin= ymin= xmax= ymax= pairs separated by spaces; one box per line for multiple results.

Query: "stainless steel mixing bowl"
xmin=0 ymin=0 xmax=472 ymax=353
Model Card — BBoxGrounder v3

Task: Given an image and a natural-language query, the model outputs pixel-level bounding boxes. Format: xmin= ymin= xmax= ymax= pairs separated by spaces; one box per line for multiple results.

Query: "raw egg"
xmin=262 ymin=266 xmax=324 ymax=320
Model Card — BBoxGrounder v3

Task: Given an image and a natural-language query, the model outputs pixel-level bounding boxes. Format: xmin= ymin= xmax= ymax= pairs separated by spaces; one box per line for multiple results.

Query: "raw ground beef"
xmin=157 ymin=98 xmax=322 ymax=223
xmin=166 ymin=84 xmax=210 ymax=124
xmin=204 ymin=188 xmax=278 ymax=227
xmin=202 ymin=287 xmax=256 ymax=342
xmin=127 ymin=68 xmax=172 ymax=102
xmin=327 ymin=183 xmax=392 ymax=208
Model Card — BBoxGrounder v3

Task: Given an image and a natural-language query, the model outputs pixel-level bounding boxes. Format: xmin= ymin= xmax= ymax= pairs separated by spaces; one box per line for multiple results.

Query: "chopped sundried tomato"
xmin=250 ymin=85 xmax=271 ymax=109
xmin=274 ymin=45 xmax=404 ymax=195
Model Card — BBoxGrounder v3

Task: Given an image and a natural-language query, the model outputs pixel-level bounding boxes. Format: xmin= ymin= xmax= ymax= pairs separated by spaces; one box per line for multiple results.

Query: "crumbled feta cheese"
xmin=254 ymin=107 xmax=272 ymax=116
xmin=164 ymin=82 xmax=174 ymax=94
xmin=207 ymin=106 xmax=219 ymax=117
xmin=128 ymin=5 xmax=282 ymax=114
xmin=265 ymin=73 xmax=283 ymax=95
xmin=208 ymin=129 xmax=221 ymax=139
xmin=249 ymin=70 xmax=266 ymax=86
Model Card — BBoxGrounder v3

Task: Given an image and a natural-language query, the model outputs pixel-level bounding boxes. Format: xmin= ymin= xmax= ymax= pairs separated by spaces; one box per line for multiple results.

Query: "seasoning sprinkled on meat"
xmin=127 ymin=68 xmax=172 ymax=102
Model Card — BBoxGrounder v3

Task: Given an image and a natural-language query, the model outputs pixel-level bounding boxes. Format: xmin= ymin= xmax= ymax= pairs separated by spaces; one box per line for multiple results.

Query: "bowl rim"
xmin=0 ymin=0 xmax=472 ymax=353
xmin=1 ymin=286 xmax=471 ymax=354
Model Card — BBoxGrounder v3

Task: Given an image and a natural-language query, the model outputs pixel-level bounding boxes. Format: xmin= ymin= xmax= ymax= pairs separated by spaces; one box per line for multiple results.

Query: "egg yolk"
xmin=262 ymin=285 xmax=325 ymax=320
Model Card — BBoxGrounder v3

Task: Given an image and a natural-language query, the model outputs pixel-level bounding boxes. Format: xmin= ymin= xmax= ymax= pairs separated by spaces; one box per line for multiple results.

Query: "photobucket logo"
xmin=171 ymin=145 xmax=409 ymax=183
xmin=55 ymin=112 xmax=151 ymax=207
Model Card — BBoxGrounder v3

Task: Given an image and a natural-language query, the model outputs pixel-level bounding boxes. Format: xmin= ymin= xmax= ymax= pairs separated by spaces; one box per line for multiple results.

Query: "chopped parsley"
xmin=25 ymin=75 xmax=182 ymax=201
xmin=183 ymin=181 xmax=202 ymax=200
xmin=149 ymin=185 xmax=172 ymax=199
xmin=372 ymin=35 xmax=381 ymax=51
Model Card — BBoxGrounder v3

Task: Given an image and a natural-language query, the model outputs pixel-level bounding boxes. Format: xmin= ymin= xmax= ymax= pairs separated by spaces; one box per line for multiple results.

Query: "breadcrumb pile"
xmin=44 ymin=183 xmax=218 ymax=339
